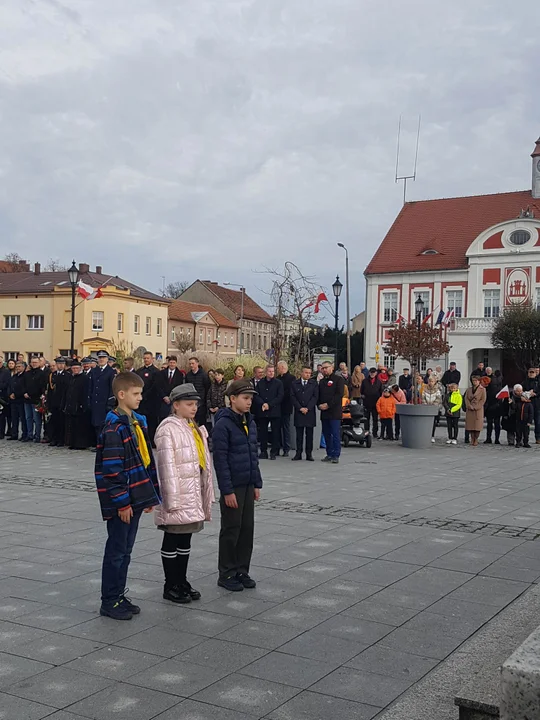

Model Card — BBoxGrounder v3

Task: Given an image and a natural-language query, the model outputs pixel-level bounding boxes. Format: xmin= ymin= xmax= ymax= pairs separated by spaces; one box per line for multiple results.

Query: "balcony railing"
xmin=450 ymin=317 xmax=496 ymax=333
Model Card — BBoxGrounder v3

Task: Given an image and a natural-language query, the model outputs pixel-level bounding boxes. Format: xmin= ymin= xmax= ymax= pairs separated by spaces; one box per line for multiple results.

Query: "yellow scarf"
xmin=133 ymin=419 xmax=151 ymax=469
xmin=189 ymin=421 xmax=206 ymax=470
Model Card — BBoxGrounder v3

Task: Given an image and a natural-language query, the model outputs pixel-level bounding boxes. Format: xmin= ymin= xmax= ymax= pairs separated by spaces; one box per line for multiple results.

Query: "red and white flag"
xmin=77 ymin=279 xmax=103 ymax=301
xmin=396 ymin=312 xmax=407 ymax=325
xmin=302 ymin=291 xmax=328 ymax=314
xmin=442 ymin=308 xmax=455 ymax=326
xmin=496 ymin=384 xmax=510 ymax=400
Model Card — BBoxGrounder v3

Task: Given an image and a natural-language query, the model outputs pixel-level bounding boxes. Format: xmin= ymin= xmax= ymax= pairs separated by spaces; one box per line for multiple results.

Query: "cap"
xmin=369 ymin=367 xmax=377 ymax=373
xmin=71 ymin=360 xmax=82 ymax=367
xmin=55 ymin=356 xmax=67 ymax=363
xmin=170 ymin=383 xmax=200 ymax=402
xmin=108 ymin=355 xmax=116 ymax=361
xmin=96 ymin=350 xmax=108 ymax=358
xmin=449 ymin=361 xmax=457 ymax=366
xmin=226 ymin=380 xmax=257 ymax=397
xmin=82 ymin=356 xmax=92 ymax=363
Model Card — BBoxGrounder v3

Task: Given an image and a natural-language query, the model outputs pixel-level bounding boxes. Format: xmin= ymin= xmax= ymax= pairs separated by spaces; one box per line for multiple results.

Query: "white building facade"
xmin=364 ymin=136 xmax=540 ymax=388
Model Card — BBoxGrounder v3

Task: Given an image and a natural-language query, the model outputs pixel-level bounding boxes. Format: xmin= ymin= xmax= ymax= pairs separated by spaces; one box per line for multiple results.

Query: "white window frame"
xmin=382 ymin=292 xmax=399 ymax=323
xmin=117 ymin=313 xmax=124 ymax=333
xmin=134 ymin=315 xmax=140 ymax=334
xmin=484 ymin=289 xmax=501 ymax=318
xmin=419 ymin=358 xmax=428 ymax=373
xmin=414 ymin=290 xmax=431 ymax=319
xmin=446 ymin=289 xmax=464 ymax=318
xmin=6 ymin=351 xmax=18 ymax=361
xmin=383 ymin=353 xmax=396 ymax=370
xmin=207 ymin=330 xmax=212 ymax=345
xmin=179 ymin=327 xmax=184 ymax=339
xmin=27 ymin=315 xmax=44 ymax=330
xmin=145 ymin=317 xmax=151 ymax=335
xmin=536 ymin=288 xmax=540 ymax=311
xmin=187 ymin=328 xmax=192 ymax=339
xmin=4 ymin=315 xmax=20 ymax=330
xmin=157 ymin=318 xmax=162 ymax=336
xmin=92 ymin=311 xmax=104 ymax=332
xmin=171 ymin=326 xmax=176 ymax=342
xmin=199 ymin=329 xmax=204 ymax=345
xmin=223 ymin=332 xmax=228 ymax=347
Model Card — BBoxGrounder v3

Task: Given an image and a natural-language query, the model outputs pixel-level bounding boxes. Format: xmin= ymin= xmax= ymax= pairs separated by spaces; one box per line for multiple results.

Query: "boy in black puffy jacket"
xmin=213 ymin=380 xmax=262 ymax=592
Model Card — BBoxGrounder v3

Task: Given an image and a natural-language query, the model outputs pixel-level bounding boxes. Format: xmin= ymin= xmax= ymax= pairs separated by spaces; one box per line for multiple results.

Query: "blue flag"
xmin=435 ymin=310 xmax=445 ymax=325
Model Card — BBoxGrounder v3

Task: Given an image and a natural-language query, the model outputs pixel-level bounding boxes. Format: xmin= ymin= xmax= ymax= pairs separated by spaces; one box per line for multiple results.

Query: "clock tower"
xmin=532 ymin=136 xmax=540 ymax=199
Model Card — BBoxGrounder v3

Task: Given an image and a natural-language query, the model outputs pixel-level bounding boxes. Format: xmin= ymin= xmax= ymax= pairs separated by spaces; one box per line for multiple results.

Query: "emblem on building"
xmin=505 ymin=267 xmax=531 ymax=306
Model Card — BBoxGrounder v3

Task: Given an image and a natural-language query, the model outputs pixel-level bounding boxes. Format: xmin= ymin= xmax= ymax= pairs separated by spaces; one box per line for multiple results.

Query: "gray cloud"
xmin=1 ymin=0 xmax=539 ymax=319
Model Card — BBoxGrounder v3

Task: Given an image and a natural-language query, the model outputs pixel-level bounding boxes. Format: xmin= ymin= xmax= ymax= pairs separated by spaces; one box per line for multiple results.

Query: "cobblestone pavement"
xmin=1 ymin=436 xmax=540 ymax=719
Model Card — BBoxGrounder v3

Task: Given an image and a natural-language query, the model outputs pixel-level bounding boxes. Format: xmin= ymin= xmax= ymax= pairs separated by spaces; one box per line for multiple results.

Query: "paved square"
xmin=1 ymin=438 xmax=540 ymax=718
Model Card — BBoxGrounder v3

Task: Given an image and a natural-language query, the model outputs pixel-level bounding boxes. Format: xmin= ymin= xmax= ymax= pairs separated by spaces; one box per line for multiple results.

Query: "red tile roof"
xmin=168 ymin=300 xmax=237 ymax=328
xmin=200 ymin=281 xmax=273 ymax=322
xmin=365 ymin=190 xmax=540 ymax=275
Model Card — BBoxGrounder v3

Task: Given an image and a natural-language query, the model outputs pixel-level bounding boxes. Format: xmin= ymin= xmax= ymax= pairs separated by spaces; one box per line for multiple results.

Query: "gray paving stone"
xmin=60 ymin=614 xmax=157 ymax=643
xmin=176 ymin=638 xmax=268 ymax=671
xmin=445 ymin=575 xmax=529 ymax=607
xmin=200 ymin=595 xmax=277 ymax=618
xmin=314 ymin=577 xmax=384 ymax=600
xmin=8 ymin=631 xmax=105 ymax=664
xmin=254 ymin=603 xmax=330 ymax=630
xmin=309 ymin=665 xmax=412 ymax=706
xmin=341 ymin=599 xmax=420 ymax=626
xmin=240 ymin=650 xmax=334 ymax=688
xmin=0 ymin=652 xmax=53 ymax=689
xmin=428 ymin=548 xmax=501 ymax=573
xmin=127 ymin=658 xmax=229 ymax=696
xmin=216 ymin=620 xmax=304 ymax=650
xmin=12 ymin=605 xmax=98 ymax=631
xmin=278 ymin=628 xmax=367 ymax=665
xmin=158 ymin=609 xmax=244 ymax=637
xmin=0 ymin=597 xmax=50 ymax=620
xmin=345 ymin=644 xmax=438 ymax=681
xmin=401 ymin=610 xmax=488 ymax=639
xmin=152 ymin=700 xmax=256 ymax=719
xmin=310 ymin=614 xmax=393 ymax=645
xmin=117 ymin=625 xmax=205 ymax=657
xmin=7 ymin=665 xmax=112 ymax=709
xmin=66 ymin=682 xmax=180 ymax=720
xmin=0 ymin=619 xmax=48 ymax=650
xmin=267 ymin=690 xmax=379 ymax=720
xmin=341 ymin=560 xmax=422 ymax=587
xmin=366 ymin=586 xmax=442 ymax=610
xmin=379 ymin=626 xmax=465 ymax=660
xmin=0 ymin=692 xmax=56 ymax=720
xmin=191 ymin=673 xmax=300 ymax=718
xmin=64 ymin=645 xmax=163 ymax=680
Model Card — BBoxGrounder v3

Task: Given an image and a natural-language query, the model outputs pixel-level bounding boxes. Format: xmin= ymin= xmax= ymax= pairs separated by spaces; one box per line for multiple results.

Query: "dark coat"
xmin=63 ymin=372 xmax=89 ymax=415
xmin=398 ymin=373 xmax=413 ymax=399
xmin=157 ymin=367 xmax=185 ymax=400
xmin=88 ymin=365 xmax=116 ymax=427
xmin=510 ymin=395 xmax=534 ymax=425
xmin=185 ymin=368 xmax=211 ymax=408
xmin=9 ymin=371 xmax=26 ymax=402
xmin=47 ymin=370 xmax=69 ymax=411
xmin=485 ymin=375 xmax=503 ymax=412
xmin=291 ymin=378 xmax=318 ymax=428
xmin=318 ymin=373 xmax=345 ymax=420
xmin=278 ymin=371 xmax=295 ymax=415
xmin=0 ymin=367 xmax=11 ymax=402
xmin=207 ymin=380 xmax=227 ymax=411
xmin=523 ymin=376 xmax=540 ymax=407
xmin=441 ymin=369 xmax=461 ymax=387
xmin=253 ymin=377 xmax=284 ymax=419
xmin=136 ymin=364 xmax=160 ymax=415
xmin=360 ymin=376 xmax=383 ymax=408
xmin=24 ymin=367 xmax=48 ymax=404
xmin=212 ymin=408 xmax=263 ymax=495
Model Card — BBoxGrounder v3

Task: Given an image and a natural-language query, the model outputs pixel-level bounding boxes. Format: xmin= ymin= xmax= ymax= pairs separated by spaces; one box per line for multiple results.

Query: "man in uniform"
xmin=136 ymin=351 xmax=160 ymax=441
xmin=63 ymin=360 xmax=92 ymax=449
xmin=47 ymin=357 xmax=70 ymax=446
xmin=88 ymin=350 xmax=116 ymax=447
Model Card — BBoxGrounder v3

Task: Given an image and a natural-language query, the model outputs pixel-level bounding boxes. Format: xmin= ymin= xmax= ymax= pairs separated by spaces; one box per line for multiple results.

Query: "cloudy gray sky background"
xmin=1 ymin=0 xmax=539 ymax=320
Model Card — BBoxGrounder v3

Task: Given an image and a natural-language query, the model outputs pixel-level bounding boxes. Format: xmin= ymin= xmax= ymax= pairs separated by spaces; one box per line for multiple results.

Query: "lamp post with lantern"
xmin=332 ymin=275 xmax=343 ymax=367
xmin=68 ymin=260 xmax=80 ymax=358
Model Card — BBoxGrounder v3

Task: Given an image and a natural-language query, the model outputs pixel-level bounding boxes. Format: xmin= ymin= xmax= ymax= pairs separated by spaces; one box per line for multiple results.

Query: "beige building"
xmin=167 ymin=300 xmax=238 ymax=358
xmin=0 ymin=262 xmax=169 ymax=362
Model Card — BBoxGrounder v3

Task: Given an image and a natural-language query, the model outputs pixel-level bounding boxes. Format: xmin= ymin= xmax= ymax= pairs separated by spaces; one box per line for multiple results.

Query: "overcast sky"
xmin=1 ymin=0 xmax=539 ymax=323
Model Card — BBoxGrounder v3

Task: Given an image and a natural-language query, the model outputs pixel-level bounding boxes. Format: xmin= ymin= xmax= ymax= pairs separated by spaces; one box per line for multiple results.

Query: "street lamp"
xmin=332 ymin=275 xmax=343 ymax=367
xmin=68 ymin=260 xmax=80 ymax=358
xmin=337 ymin=243 xmax=351 ymax=371
xmin=414 ymin=294 xmax=425 ymax=330
xmin=224 ymin=282 xmax=245 ymax=353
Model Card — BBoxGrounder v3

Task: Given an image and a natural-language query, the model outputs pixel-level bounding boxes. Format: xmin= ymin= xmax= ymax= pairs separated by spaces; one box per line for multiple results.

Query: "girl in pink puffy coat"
xmin=154 ymin=383 xmax=215 ymax=604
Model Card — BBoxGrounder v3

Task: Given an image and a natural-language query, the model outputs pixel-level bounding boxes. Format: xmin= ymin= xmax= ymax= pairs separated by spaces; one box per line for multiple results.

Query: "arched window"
xmin=509 ymin=230 xmax=531 ymax=246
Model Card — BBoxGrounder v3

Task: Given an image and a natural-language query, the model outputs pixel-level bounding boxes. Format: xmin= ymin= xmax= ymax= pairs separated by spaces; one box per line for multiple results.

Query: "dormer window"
xmin=509 ymin=229 xmax=531 ymax=246
xmin=421 ymin=249 xmax=438 ymax=255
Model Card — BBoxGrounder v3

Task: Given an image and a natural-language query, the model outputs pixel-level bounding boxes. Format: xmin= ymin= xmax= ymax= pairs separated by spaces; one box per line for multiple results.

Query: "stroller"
xmin=341 ymin=399 xmax=372 ymax=448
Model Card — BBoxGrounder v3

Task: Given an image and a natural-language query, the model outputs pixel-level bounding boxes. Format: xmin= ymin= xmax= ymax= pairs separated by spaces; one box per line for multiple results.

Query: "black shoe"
xmin=163 ymin=585 xmax=191 ymax=603
xmin=321 ymin=456 xmax=332 ymax=463
xmin=495 ymin=440 xmax=501 ymax=445
xmin=6 ymin=436 xmax=16 ymax=440
xmin=515 ymin=443 xmax=521 ymax=448
xmin=282 ymin=451 xmax=289 ymax=458
xmin=237 ymin=572 xmax=257 ymax=589
xmin=292 ymin=454 xmax=302 ymax=461
xmin=21 ymin=437 xmax=31 ymax=443
xmin=218 ymin=576 xmax=244 ymax=592
xmin=258 ymin=453 xmax=268 ymax=460
xmin=306 ymin=455 xmax=314 ymax=461
xmin=270 ymin=454 xmax=277 ymax=460
xmin=484 ymin=439 xmax=492 ymax=444
xmin=182 ymin=581 xmax=201 ymax=601
xmin=524 ymin=443 xmax=532 ymax=448
xmin=464 ymin=439 xmax=470 ymax=444
xmin=100 ymin=600 xmax=133 ymax=621
xmin=49 ymin=442 xmax=57 ymax=447
xmin=331 ymin=457 xmax=339 ymax=464
xmin=120 ymin=590 xmax=140 ymax=615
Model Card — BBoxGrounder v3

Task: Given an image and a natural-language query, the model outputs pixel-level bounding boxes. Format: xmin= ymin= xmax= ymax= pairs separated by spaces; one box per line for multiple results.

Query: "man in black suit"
xmin=291 ymin=366 xmax=319 ymax=461
xmin=157 ymin=355 xmax=185 ymax=419
xmin=47 ymin=357 xmax=70 ymax=446
xmin=277 ymin=360 xmax=295 ymax=457
xmin=253 ymin=364 xmax=284 ymax=460
xmin=185 ymin=356 xmax=211 ymax=427
xmin=136 ymin=351 xmax=160 ymax=441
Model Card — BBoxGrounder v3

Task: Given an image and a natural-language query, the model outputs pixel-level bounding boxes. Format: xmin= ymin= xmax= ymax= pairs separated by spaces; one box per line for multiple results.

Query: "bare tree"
xmin=44 ymin=258 xmax=67 ymax=272
xmin=161 ymin=281 xmax=189 ymax=299
xmin=262 ymin=262 xmax=321 ymax=367
xmin=1 ymin=252 xmax=27 ymax=272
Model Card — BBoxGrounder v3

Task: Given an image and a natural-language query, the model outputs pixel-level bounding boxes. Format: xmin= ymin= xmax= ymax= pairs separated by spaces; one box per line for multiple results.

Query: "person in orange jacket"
xmin=376 ymin=387 xmax=397 ymax=440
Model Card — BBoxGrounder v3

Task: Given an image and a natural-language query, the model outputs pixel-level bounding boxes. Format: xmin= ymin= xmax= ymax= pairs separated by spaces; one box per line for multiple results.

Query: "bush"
xmin=169 ymin=352 xmax=268 ymax=379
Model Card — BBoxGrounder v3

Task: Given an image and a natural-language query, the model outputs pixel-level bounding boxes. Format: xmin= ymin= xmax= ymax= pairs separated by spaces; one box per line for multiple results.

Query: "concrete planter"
xmin=396 ymin=404 xmax=440 ymax=449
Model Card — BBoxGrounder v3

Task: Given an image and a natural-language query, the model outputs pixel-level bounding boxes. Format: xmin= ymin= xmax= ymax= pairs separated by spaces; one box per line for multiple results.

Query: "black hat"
xmin=449 ymin=361 xmax=456 ymax=366
xmin=96 ymin=350 xmax=108 ymax=358
xmin=170 ymin=383 xmax=200 ymax=402
xmin=369 ymin=367 xmax=377 ymax=373
xmin=55 ymin=356 xmax=67 ymax=363
xmin=71 ymin=360 xmax=82 ymax=367
xmin=82 ymin=356 xmax=92 ymax=363
xmin=226 ymin=380 xmax=257 ymax=397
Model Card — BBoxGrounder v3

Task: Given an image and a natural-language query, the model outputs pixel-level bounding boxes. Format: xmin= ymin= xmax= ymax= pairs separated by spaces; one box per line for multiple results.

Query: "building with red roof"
xmin=364 ymin=135 xmax=540 ymax=384
xmin=167 ymin=300 xmax=238 ymax=358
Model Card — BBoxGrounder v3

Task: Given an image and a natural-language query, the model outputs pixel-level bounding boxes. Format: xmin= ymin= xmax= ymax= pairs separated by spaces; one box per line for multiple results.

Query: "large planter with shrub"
xmin=396 ymin=404 xmax=440 ymax=449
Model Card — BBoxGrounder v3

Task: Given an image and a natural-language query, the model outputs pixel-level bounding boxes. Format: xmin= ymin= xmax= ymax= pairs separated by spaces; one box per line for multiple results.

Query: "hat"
xmin=226 ymin=380 xmax=257 ymax=397
xmin=96 ymin=350 xmax=108 ymax=358
xmin=82 ymin=357 xmax=92 ymax=363
xmin=170 ymin=383 xmax=200 ymax=402
xmin=369 ymin=367 xmax=377 ymax=373
xmin=55 ymin=356 xmax=67 ymax=363
xmin=108 ymin=355 xmax=116 ymax=361
xmin=71 ymin=360 xmax=82 ymax=367
xmin=449 ymin=361 xmax=456 ymax=366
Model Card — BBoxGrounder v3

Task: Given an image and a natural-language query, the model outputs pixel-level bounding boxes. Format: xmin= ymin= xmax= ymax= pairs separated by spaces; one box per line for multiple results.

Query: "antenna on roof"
xmin=395 ymin=114 xmax=421 ymax=205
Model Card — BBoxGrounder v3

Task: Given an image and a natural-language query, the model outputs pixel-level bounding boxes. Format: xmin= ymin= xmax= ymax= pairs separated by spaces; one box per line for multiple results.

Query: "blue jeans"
xmin=11 ymin=402 xmax=27 ymax=440
xmin=24 ymin=404 xmax=42 ymax=442
xmin=101 ymin=510 xmax=142 ymax=606
xmin=322 ymin=418 xmax=341 ymax=458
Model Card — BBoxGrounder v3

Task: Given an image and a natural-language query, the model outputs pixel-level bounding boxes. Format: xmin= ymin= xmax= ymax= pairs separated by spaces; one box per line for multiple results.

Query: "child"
xmin=390 ymin=384 xmax=406 ymax=440
xmin=212 ymin=379 xmax=262 ymax=591
xmin=376 ymin=387 xmax=396 ymax=440
xmin=510 ymin=384 xmax=533 ymax=448
xmin=154 ymin=384 xmax=214 ymax=603
xmin=444 ymin=383 xmax=462 ymax=444
xmin=95 ymin=372 xmax=160 ymax=621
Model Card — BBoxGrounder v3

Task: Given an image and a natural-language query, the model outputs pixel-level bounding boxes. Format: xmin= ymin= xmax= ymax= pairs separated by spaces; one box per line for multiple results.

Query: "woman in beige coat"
xmin=154 ymin=383 xmax=214 ymax=604
xmin=465 ymin=376 xmax=487 ymax=446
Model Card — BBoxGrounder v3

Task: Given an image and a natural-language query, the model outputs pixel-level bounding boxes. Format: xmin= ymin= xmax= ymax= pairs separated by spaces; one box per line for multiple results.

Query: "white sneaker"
xmin=446 ymin=439 xmax=452 ymax=444
xmin=431 ymin=438 xmax=435 ymax=443
xmin=452 ymin=439 xmax=457 ymax=445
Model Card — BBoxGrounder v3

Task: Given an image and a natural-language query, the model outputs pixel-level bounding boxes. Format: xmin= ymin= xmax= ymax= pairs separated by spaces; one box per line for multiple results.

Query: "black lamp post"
xmin=413 ymin=295 xmax=425 ymax=403
xmin=68 ymin=260 xmax=80 ymax=358
xmin=415 ymin=295 xmax=425 ymax=330
xmin=332 ymin=275 xmax=343 ymax=366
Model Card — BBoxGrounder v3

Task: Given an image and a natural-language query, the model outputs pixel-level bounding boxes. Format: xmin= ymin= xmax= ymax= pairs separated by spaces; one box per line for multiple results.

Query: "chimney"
xmin=79 ymin=262 xmax=90 ymax=274
xmin=95 ymin=265 xmax=102 ymax=274
xmin=19 ymin=260 xmax=30 ymax=271
xmin=34 ymin=262 xmax=41 ymax=275
xmin=532 ymin=136 xmax=540 ymax=200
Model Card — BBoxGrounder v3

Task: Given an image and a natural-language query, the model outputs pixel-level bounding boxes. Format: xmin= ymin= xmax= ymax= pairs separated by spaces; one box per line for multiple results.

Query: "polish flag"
xmin=77 ymin=279 xmax=103 ymax=300
xmin=422 ymin=312 xmax=433 ymax=326
xmin=314 ymin=292 xmax=328 ymax=313
xmin=442 ymin=308 xmax=455 ymax=326
xmin=496 ymin=385 xmax=510 ymax=400
xmin=395 ymin=312 xmax=407 ymax=325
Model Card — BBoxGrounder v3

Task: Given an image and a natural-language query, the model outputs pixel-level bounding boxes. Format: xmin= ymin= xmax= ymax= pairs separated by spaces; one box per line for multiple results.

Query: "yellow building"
xmin=0 ymin=262 xmax=169 ymax=362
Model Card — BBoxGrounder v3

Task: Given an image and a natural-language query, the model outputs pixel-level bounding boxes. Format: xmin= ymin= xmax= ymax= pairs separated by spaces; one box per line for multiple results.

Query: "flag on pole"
xmin=435 ymin=310 xmax=445 ymax=325
xmin=442 ymin=308 xmax=455 ymax=326
xmin=422 ymin=312 xmax=433 ymax=326
xmin=496 ymin=384 xmax=510 ymax=400
xmin=314 ymin=292 xmax=328 ymax=313
xmin=77 ymin=279 xmax=103 ymax=301
xmin=396 ymin=312 xmax=407 ymax=325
